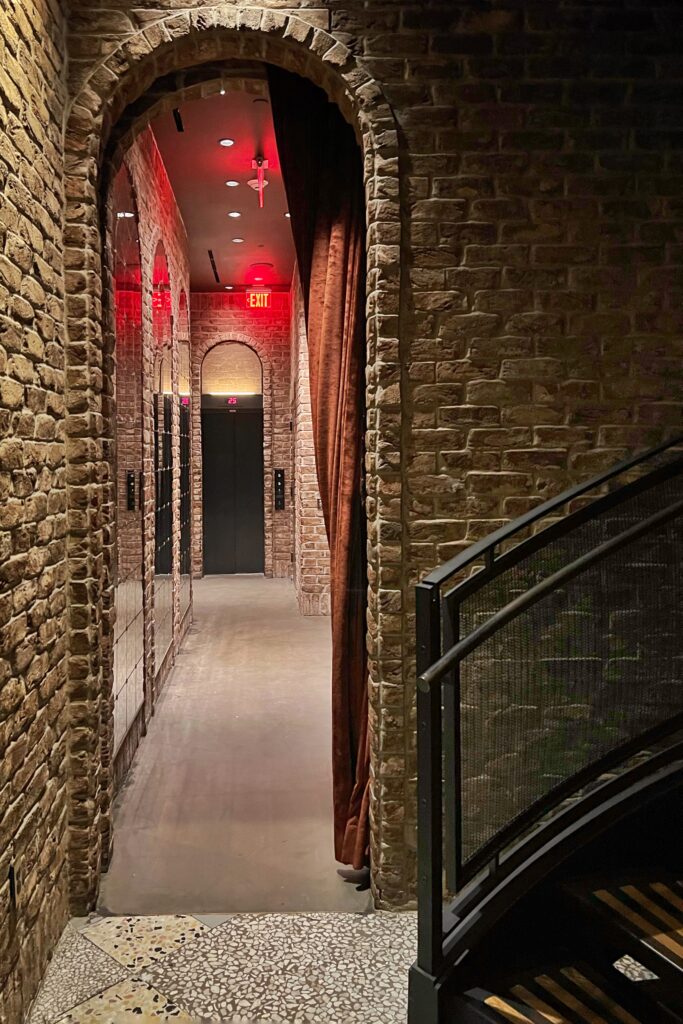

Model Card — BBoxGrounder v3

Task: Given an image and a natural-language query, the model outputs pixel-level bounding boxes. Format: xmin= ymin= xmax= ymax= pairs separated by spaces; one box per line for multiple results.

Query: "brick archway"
xmin=65 ymin=9 xmax=405 ymax=911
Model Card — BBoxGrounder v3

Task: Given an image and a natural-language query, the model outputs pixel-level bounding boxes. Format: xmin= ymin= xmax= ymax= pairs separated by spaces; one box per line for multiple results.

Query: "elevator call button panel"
xmin=274 ymin=469 xmax=286 ymax=511
xmin=126 ymin=470 xmax=136 ymax=511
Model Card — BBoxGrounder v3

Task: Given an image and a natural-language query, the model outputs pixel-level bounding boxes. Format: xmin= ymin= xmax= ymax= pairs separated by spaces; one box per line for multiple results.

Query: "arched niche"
xmin=152 ymin=241 xmax=173 ymax=393
xmin=202 ymin=341 xmax=263 ymax=396
xmin=178 ymin=291 xmax=190 ymax=396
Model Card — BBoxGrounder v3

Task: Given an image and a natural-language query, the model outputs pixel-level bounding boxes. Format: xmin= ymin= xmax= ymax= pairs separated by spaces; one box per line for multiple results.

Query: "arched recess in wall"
xmin=151 ymin=242 xmax=174 ymax=677
xmin=110 ymin=163 xmax=146 ymax=774
xmin=202 ymin=341 xmax=263 ymax=396
xmin=177 ymin=290 xmax=192 ymax=623
xmin=64 ymin=12 xmax=403 ymax=911
xmin=200 ymin=342 xmax=265 ymax=577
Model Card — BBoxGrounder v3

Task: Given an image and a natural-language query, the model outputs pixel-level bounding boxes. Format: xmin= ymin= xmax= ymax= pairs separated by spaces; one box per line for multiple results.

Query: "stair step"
xmin=463 ymin=960 xmax=675 ymax=1024
xmin=564 ymin=877 xmax=683 ymax=990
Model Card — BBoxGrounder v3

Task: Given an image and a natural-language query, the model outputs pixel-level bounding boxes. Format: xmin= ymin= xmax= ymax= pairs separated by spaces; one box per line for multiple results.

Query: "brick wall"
xmin=0 ymin=1 xmax=68 ymax=1020
xmin=190 ymin=291 xmax=294 ymax=580
xmin=0 ymin=0 xmax=673 ymax=952
xmin=290 ymin=273 xmax=330 ymax=615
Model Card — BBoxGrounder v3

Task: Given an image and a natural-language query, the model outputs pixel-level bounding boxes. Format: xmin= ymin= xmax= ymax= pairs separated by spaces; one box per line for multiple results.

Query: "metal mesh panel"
xmin=179 ymin=400 xmax=192 ymax=619
xmin=154 ymin=394 xmax=173 ymax=668
xmin=456 ymin=474 xmax=683 ymax=872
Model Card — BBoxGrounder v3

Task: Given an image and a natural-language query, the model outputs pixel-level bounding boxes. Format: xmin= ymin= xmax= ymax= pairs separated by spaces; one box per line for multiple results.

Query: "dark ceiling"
xmin=152 ymin=89 xmax=295 ymax=292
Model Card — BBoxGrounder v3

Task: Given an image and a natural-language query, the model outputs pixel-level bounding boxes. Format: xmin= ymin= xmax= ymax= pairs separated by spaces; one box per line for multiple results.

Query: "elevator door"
xmin=202 ymin=405 xmax=265 ymax=574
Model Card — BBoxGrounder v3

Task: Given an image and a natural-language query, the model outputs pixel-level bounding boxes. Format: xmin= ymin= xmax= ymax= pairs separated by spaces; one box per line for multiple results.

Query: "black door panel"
xmin=202 ymin=407 xmax=265 ymax=574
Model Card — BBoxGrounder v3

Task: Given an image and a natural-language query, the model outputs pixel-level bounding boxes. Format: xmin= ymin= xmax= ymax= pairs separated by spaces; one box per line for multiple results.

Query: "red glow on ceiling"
xmin=245 ymin=261 xmax=275 ymax=287
xmin=151 ymin=92 xmax=295 ymax=290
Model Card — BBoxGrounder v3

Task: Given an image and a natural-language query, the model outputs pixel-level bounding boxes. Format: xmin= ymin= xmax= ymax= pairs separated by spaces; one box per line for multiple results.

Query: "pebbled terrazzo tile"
xmin=613 ymin=954 xmax=658 ymax=981
xmin=81 ymin=915 xmax=208 ymax=971
xmin=141 ymin=911 xmax=417 ymax=1023
xmin=192 ymin=913 xmax=233 ymax=929
xmin=53 ymin=978 xmax=195 ymax=1022
xmin=27 ymin=924 xmax=128 ymax=1024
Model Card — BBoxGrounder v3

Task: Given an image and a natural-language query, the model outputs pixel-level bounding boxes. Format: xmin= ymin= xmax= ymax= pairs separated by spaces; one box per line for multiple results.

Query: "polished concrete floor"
xmin=99 ymin=576 xmax=371 ymax=915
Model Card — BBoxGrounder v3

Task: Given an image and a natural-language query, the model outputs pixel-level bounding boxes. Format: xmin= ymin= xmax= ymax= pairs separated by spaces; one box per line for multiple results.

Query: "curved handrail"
xmin=413 ymin=441 xmax=683 ymax=1005
xmin=422 ymin=434 xmax=683 ymax=589
xmin=419 ymin=494 xmax=683 ymax=692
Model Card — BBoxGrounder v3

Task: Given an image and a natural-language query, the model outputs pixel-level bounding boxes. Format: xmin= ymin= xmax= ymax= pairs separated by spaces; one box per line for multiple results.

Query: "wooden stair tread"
xmin=579 ymin=879 xmax=683 ymax=974
xmin=464 ymin=961 xmax=662 ymax=1024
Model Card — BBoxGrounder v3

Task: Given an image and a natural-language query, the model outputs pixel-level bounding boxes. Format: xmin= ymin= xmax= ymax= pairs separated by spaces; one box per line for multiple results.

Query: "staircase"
xmin=409 ymin=437 xmax=683 ymax=1024
xmin=461 ymin=876 xmax=683 ymax=1023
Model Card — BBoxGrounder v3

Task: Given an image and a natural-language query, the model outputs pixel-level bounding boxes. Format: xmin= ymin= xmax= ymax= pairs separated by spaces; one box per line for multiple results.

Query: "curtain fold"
xmin=268 ymin=66 xmax=369 ymax=869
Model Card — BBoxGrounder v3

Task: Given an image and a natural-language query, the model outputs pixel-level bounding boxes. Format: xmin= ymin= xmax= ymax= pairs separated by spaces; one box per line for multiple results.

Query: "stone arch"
xmin=64 ymin=9 xmax=403 ymax=911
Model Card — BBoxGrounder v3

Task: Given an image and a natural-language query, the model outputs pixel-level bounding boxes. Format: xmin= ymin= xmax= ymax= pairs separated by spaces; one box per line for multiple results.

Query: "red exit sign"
xmin=246 ymin=289 xmax=272 ymax=309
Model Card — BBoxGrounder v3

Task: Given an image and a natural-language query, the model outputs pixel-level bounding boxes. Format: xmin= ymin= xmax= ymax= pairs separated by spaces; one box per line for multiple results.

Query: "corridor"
xmin=99 ymin=576 xmax=371 ymax=915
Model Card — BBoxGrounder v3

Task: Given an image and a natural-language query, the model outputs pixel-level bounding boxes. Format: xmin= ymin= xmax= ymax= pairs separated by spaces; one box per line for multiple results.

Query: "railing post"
xmin=443 ymin=591 xmax=461 ymax=892
xmin=415 ymin=580 xmax=443 ymax=978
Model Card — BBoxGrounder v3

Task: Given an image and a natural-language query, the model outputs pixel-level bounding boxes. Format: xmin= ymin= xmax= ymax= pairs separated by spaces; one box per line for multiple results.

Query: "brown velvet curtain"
xmin=268 ymin=67 xmax=369 ymax=869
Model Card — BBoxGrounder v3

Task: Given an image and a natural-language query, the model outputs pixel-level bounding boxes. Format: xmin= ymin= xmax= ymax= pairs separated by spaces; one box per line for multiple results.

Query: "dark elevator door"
xmin=202 ymin=402 xmax=265 ymax=574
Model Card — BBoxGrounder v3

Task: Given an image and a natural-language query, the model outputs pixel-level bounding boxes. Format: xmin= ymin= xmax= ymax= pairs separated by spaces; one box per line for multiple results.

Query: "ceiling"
xmin=152 ymin=88 xmax=295 ymax=292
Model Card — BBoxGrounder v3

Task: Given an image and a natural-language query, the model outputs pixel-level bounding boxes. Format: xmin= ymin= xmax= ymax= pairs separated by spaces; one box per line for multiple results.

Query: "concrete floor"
xmin=99 ymin=576 xmax=371 ymax=915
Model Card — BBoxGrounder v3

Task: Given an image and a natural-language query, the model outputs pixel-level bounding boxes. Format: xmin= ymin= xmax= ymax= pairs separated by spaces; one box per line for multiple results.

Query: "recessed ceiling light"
xmin=117 ymin=211 xmax=135 ymax=219
xmin=228 ymin=211 xmax=241 ymax=218
xmin=232 ymin=238 xmax=244 ymax=244
xmin=220 ymin=88 xmax=226 ymax=96
xmin=225 ymin=180 xmax=239 ymax=187
xmin=284 ymin=212 xmax=291 ymax=218
xmin=225 ymin=285 xmax=233 ymax=290
xmin=219 ymin=138 xmax=235 ymax=148
xmin=254 ymin=277 xmax=263 ymax=282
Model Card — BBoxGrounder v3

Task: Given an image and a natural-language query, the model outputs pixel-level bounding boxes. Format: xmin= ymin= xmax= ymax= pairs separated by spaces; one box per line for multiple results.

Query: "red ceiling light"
xmin=246 ymin=262 xmax=274 ymax=287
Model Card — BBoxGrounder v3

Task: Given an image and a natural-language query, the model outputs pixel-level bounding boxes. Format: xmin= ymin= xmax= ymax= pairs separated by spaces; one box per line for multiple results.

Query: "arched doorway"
xmin=64 ymin=18 xmax=404 ymax=913
xmin=201 ymin=342 xmax=265 ymax=575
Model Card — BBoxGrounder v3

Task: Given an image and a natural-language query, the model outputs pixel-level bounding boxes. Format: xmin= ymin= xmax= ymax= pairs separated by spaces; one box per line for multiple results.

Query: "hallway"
xmin=99 ymin=576 xmax=370 ymax=915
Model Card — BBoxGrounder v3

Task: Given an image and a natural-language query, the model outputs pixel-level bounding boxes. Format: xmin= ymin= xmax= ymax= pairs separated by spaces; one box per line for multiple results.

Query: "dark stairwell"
xmin=410 ymin=436 xmax=683 ymax=1024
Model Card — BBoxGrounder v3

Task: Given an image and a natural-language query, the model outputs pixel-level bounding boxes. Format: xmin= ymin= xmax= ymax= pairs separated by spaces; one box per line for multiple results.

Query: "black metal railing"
xmin=414 ymin=436 xmax=683 ymax=988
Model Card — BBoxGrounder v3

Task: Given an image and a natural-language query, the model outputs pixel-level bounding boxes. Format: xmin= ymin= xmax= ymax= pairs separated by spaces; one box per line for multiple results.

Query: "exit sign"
xmin=246 ymin=289 xmax=272 ymax=309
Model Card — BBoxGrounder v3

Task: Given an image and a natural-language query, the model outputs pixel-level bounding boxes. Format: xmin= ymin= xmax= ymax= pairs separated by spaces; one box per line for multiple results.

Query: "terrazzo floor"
xmin=27 ymin=911 xmax=417 ymax=1024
